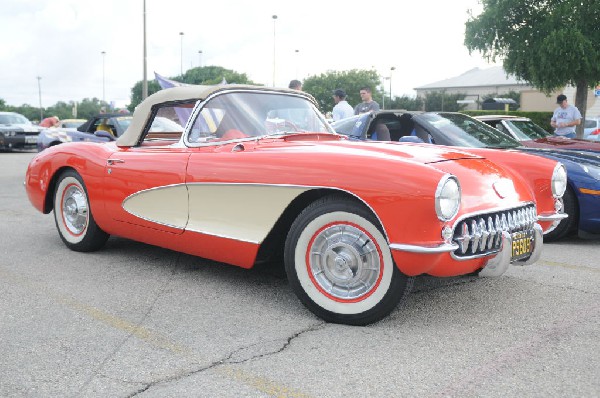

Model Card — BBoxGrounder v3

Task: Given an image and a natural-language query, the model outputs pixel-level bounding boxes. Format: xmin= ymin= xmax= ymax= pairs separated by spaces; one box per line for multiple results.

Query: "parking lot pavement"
xmin=1 ymin=152 xmax=599 ymax=397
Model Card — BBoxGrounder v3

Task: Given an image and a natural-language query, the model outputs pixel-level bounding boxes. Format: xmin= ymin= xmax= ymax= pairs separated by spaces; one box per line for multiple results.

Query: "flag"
xmin=154 ymin=72 xmax=193 ymax=126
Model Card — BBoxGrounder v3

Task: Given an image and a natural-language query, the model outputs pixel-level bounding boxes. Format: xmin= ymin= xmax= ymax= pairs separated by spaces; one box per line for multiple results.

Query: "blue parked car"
xmin=332 ymin=111 xmax=600 ymax=241
xmin=36 ymin=113 xmax=184 ymax=151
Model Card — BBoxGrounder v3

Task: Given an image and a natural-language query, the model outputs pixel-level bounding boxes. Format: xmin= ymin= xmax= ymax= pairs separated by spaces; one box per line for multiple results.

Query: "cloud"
xmin=0 ymin=0 xmax=492 ymax=107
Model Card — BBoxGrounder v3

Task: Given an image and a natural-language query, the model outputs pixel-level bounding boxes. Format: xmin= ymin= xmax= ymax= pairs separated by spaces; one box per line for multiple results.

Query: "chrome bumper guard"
xmin=478 ymin=223 xmax=543 ymax=277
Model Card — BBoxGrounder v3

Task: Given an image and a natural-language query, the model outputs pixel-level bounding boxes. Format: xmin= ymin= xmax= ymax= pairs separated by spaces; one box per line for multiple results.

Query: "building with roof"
xmin=414 ymin=66 xmax=600 ymax=115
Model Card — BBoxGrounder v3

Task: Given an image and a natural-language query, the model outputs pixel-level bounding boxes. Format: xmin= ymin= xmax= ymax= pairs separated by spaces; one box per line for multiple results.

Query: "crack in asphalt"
xmin=127 ymin=322 xmax=326 ymax=397
xmin=77 ymin=253 xmax=185 ymax=397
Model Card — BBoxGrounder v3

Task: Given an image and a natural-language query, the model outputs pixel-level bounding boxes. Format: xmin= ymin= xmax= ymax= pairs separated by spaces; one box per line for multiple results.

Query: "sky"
xmin=0 ymin=0 xmax=496 ymax=109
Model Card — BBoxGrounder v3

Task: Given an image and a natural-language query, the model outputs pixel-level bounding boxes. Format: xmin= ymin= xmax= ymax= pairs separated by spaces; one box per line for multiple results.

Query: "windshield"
xmin=584 ymin=119 xmax=598 ymax=129
xmin=426 ymin=113 xmax=521 ymax=148
xmin=331 ymin=115 xmax=365 ymax=138
xmin=505 ymin=119 xmax=551 ymax=140
xmin=188 ymin=91 xmax=333 ymax=143
xmin=0 ymin=113 xmax=31 ymax=125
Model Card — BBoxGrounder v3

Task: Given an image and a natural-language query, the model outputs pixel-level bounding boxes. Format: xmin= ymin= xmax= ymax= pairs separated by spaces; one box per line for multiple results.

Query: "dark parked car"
xmin=37 ymin=113 xmax=183 ymax=151
xmin=0 ymin=111 xmax=43 ymax=151
xmin=475 ymin=115 xmax=600 ymax=150
xmin=332 ymin=111 xmax=600 ymax=241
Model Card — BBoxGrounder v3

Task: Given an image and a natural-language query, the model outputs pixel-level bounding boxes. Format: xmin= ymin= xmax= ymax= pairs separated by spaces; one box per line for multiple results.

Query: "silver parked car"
xmin=0 ymin=112 xmax=43 ymax=151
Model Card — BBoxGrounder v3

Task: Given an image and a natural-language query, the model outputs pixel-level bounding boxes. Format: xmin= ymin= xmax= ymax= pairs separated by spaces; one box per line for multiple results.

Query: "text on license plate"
xmin=511 ymin=230 xmax=533 ymax=260
xmin=25 ymin=136 xmax=38 ymax=144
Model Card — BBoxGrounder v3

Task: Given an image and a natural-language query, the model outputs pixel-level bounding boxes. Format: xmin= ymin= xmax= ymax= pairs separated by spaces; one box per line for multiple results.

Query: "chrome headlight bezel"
xmin=435 ymin=175 xmax=461 ymax=221
xmin=551 ymin=163 xmax=567 ymax=198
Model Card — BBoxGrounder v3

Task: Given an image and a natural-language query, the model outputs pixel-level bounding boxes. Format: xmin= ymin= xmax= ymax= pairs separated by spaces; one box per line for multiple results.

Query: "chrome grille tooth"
xmin=455 ymin=222 xmax=470 ymax=254
xmin=494 ymin=214 xmax=503 ymax=247
xmin=487 ymin=217 xmax=495 ymax=250
xmin=501 ymin=213 xmax=508 ymax=232
xmin=471 ymin=220 xmax=480 ymax=254
xmin=479 ymin=218 xmax=488 ymax=251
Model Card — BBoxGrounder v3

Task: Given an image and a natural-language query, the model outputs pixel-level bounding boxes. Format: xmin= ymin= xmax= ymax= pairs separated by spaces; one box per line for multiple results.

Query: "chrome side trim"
xmin=390 ymin=242 xmax=458 ymax=254
xmin=538 ymin=213 xmax=569 ymax=221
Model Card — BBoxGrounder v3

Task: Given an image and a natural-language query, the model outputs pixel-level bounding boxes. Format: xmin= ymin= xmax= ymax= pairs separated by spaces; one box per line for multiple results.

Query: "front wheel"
xmin=53 ymin=170 xmax=109 ymax=252
xmin=284 ymin=196 xmax=413 ymax=325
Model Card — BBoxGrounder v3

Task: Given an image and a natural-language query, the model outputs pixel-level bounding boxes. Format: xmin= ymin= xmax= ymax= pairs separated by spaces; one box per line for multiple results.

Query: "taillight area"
xmin=591 ymin=129 xmax=600 ymax=135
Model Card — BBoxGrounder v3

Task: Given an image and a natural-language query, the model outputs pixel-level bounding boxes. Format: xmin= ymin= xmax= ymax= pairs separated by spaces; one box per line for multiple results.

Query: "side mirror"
xmin=94 ymin=130 xmax=115 ymax=141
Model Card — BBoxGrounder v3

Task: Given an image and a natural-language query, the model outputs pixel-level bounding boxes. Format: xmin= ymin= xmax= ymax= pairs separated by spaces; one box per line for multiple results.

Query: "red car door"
xmin=102 ymin=146 xmax=191 ymax=234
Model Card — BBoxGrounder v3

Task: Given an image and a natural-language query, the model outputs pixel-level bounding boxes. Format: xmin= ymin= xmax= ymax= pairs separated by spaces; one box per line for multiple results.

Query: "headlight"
xmin=435 ymin=175 xmax=461 ymax=221
xmin=551 ymin=163 xmax=567 ymax=198
xmin=581 ymin=164 xmax=600 ymax=181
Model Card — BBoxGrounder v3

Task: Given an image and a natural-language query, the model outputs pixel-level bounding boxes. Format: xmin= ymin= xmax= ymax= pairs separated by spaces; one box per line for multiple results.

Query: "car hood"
xmin=267 ymin=135 xmax=483 ymax=164
xmin=531 ymin=136 xmax=600 ymax=151
xmin=520 ymin=147 xmax=600 ymax=165
xmin=0 ymin=123 xmax=43 ymax=133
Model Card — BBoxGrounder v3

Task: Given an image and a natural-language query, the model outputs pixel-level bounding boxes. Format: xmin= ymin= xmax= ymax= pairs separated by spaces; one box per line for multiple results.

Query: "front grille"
xmin=453 ymin=204 xmax=536 ymax=258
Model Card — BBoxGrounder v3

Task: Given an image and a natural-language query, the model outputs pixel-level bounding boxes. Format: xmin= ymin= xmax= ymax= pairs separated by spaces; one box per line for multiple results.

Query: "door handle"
xmin=107 ymin=159 xmax=125 ymax=165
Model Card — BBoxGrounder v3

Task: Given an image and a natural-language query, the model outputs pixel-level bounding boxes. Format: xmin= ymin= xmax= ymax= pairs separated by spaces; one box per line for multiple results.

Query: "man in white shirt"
xmin=332 ymin=89 xmax=354 ymax=121
xmin=551 ymin=94 xmax=581 ymax=138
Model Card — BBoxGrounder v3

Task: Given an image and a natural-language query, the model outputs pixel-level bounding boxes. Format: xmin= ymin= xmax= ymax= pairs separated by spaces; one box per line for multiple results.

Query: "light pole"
xmin=389 ymin=66 xmax=395 ymax=107
xmin=101 ymin=51 xmax=106 ymax=104
xmin=36 ymin=76 xmax=43 ymax=120
xmin=272 ymin=15 xmax=277 ymax=87
xmin=198 ymin=50 xmax=203 ymax=67
xmin=294 ymin=49 xmax=299 ymax=78
xmin=142 ymin=0 xmax=147 ymax=99
xmin=179 ymin=32 xmax=184 ymax=76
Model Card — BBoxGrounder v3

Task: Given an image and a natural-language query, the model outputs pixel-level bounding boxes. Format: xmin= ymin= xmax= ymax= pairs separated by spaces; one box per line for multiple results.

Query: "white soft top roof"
xmin=116 ymin=84 xmax=313 ymax=147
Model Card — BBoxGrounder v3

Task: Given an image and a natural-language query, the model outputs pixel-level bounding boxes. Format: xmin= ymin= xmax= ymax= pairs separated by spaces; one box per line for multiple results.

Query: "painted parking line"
xmin=538 ymin=260 xmax=600 ymax=273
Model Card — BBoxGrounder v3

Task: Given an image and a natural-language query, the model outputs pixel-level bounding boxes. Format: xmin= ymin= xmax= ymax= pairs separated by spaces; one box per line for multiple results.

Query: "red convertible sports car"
xmin=25 ymin=85 xmax=567 ymax=325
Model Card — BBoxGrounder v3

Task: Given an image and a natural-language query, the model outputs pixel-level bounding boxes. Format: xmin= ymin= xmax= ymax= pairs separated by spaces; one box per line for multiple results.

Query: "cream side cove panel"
xmin=187 ymin=184 xmax=310 ymax=243
xmin=122 ymin=185 xmax=189 ymax=229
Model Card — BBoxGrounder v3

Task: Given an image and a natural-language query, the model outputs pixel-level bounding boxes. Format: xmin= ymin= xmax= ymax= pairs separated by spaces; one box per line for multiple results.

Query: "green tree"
xmin=389 ymin=95 xmax=424 ymax=111
xmin=128 ymin=66 xmax=256 ymax=112
xmin=302 ymin=69 xmax=383 ymax=113
xmin=465 ymin=0 xmax=600 ymax=138
xmin=0 ymin=98 xmax=6 ymax=110
xmin=422 ymin=91 xmax=468 ymax=112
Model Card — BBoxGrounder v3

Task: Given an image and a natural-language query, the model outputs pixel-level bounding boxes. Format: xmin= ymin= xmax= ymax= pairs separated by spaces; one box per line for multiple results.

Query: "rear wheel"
xmin=53 ymin=170 xmax=109 ymax=252
xmin=284 ymin=196 xmax=413 ymax=325
xmin=544 ymin=187 xmax=578 ymax=242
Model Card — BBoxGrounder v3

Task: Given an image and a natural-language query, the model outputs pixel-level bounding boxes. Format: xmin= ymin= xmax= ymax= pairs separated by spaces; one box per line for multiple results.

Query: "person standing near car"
xmin=332 ymin=89 xmax=354 ymax=121
xmin=551 ymin=94 xmax=581 ymax=138
xmin=289 ymin=79 xmax=303 ymax=91
xmin=354 ymin=87 xmax=380 ymax=115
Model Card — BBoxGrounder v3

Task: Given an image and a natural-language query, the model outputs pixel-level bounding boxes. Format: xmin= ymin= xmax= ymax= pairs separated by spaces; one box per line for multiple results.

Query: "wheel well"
xmin=254 ymin=189 xmax=371 ymax=266
xmin=43 ymin=166 xmax=76 ymax=214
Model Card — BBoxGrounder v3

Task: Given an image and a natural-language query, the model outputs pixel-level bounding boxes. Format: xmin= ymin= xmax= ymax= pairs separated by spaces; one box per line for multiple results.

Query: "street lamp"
xmin=198 ymin=50 xmax=203 ymax=67
xmin=389 ymin=66 xmax=395 ymax=107
xmin=36 ymin=76 xmax=43 ymax=121
xmin=294 ymin=49 xmax=299 ymax=78
xmin=272 ymin=15 xmax=277 ymax=87
xmin=179 ymin=32 xmax=184 ymax=76
xmin=101 ymin=51 xmax=106 ymax=103
xmin=142 ymin=0 xmax=148 ymax=99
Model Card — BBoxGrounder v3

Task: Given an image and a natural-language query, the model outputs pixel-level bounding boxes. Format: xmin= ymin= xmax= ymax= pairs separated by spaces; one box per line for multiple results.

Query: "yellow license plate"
xmin=511 ymin=230 xmax=533 ymax=261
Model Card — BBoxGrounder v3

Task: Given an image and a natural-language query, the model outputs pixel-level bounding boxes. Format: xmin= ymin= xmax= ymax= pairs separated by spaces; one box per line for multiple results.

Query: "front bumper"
xmin=0 ymin=133 xmax=39 ymax=150
xmin=478 ymin=223 xmax=543 ymax=277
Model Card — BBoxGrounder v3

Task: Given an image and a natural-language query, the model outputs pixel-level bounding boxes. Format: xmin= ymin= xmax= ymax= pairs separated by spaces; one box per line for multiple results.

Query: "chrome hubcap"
xmin=62 ymin=185 xmax=88 ymax=235
xmin=309 ymin=224 xmax=381 ymax=300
